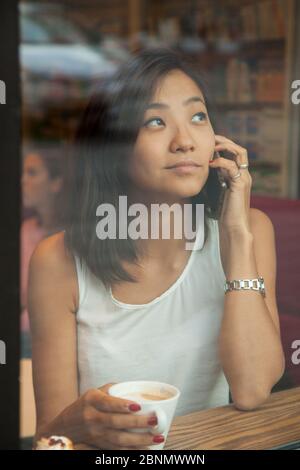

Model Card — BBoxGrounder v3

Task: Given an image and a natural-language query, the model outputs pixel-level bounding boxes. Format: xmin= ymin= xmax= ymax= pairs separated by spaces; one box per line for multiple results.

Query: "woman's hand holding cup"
xmin=72 ymin=383 xmax=164 ymax=450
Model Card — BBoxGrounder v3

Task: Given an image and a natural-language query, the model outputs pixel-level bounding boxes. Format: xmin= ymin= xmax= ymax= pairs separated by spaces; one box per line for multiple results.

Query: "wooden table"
xmin=165 ymin=387 xmax=300 ymax=450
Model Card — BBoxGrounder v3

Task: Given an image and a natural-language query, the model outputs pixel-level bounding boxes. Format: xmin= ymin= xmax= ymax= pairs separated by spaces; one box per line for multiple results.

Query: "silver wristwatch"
xmin=224 ymin=277 xmax=266 ymax=297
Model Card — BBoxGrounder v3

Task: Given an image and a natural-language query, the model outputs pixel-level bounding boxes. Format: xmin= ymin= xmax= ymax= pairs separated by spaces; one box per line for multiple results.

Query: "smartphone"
xmin=213 ymin=151 xmax=228 ymax=190
xmin=212 ymin=150 xmax=228 ymax=219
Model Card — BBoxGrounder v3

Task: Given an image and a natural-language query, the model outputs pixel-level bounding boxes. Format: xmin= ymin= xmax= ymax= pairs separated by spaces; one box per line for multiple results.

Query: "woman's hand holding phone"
xmin=209 ymin=135 xmax=252 ymax=237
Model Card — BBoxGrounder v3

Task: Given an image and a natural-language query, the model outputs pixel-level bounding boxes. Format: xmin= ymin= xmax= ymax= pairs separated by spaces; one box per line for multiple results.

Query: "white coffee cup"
xmin=108 ymin=381 xmax=180 ymax=450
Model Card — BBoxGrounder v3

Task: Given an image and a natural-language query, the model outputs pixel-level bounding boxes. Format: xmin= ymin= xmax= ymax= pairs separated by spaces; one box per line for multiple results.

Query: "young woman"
xmin=28 ymin=48 xmax=285 ymax=450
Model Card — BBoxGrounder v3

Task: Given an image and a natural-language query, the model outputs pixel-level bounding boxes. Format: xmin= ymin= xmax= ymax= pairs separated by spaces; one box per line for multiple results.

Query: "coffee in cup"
xmin=123 ymin=390 xmax=174 ymax=401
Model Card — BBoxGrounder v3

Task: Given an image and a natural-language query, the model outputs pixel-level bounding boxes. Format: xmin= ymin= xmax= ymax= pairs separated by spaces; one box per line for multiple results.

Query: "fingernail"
xmin=148 ymin=416 xmax=158 ymax=426
xmin=128 ymin=403 xmax=141 ymax=412
xmin=153 ymin=435 xmax=165 ymax=444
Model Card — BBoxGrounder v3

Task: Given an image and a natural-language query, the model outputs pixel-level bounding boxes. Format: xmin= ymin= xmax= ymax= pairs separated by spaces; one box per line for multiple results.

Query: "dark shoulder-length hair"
xmin=64 ymin=47 xmax=224 ymax=286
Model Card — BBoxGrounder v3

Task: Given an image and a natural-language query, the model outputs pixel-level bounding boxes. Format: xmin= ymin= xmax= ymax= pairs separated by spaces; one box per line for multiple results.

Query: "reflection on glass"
xmin=21 ymin=144 xmax=65 ymax=357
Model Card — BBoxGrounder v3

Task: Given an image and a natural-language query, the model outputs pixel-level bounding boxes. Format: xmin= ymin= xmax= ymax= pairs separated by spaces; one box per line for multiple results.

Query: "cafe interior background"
xmin=19 ymin=0 xmax=300 ymax=443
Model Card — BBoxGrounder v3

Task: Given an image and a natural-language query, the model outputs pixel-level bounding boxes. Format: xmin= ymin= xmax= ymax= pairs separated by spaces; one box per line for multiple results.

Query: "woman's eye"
xmin=143 ymin=117 xmax=164 ymax=128
xmin=192 ymin=112 xmax=207 ymax=123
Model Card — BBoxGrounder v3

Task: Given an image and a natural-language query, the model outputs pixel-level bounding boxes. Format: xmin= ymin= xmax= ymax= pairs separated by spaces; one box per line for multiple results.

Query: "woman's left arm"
xmin=210 ymin=136 xmax=285 ymax=411
xmin=219 ymin=209 xmax=285 ymax=411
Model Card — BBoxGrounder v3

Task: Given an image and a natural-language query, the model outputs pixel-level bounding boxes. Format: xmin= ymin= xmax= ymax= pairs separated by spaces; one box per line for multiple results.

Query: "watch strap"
xmin=224 ymin=276 xmax=266 ymax=297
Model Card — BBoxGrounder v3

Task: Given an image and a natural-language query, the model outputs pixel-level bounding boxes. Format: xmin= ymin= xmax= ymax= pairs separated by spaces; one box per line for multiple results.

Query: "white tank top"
xmin=74 ymin=217 xmax=229 ymax=416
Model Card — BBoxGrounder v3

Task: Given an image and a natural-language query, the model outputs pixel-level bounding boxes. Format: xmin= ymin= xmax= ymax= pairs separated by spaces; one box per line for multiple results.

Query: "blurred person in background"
xmin=21 ymin=144 xmax=65 ymax=357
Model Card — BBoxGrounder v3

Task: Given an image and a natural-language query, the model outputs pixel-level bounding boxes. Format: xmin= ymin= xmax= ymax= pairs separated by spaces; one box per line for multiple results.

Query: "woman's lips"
xmin=166 ymin=160 xmax=201 ymax=174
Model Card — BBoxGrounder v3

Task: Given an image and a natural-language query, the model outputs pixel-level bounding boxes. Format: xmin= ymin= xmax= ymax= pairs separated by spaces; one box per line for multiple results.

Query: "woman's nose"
xmin=170 ymin=129 xmax=195 ymax=154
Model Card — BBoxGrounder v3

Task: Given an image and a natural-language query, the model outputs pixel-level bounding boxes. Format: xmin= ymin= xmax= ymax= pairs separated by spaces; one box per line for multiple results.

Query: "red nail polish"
xmin=153 ymin=435 xmax=165 ymax=444
xmin=129 ymin=403 xmax=141 ymax=412
xmin=148 ymin=416 xmax=158 ymax=426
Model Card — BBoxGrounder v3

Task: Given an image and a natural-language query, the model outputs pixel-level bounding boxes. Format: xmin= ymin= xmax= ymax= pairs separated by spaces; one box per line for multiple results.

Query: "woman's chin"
xmin=171 ymin=182 xmax=204 ymax=200
xmin=162 ymin=190 xmax=202 ymax=203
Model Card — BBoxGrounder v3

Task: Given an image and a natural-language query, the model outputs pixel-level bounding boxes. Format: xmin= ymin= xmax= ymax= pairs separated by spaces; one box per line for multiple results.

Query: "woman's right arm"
xmin=28 ymin=232 xmax=161 ymax=450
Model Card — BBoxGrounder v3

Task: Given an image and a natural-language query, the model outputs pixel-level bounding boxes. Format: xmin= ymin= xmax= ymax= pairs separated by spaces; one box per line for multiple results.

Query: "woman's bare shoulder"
xmin=30 ymin=231 xmax=72 ymax=269
xmin=29 ymin=231 xmax=79 ymax=312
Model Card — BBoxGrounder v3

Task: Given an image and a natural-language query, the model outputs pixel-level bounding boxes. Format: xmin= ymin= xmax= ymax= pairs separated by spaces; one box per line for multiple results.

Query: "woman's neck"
xmin=127 ymin=190 xmax=194 ymax=261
